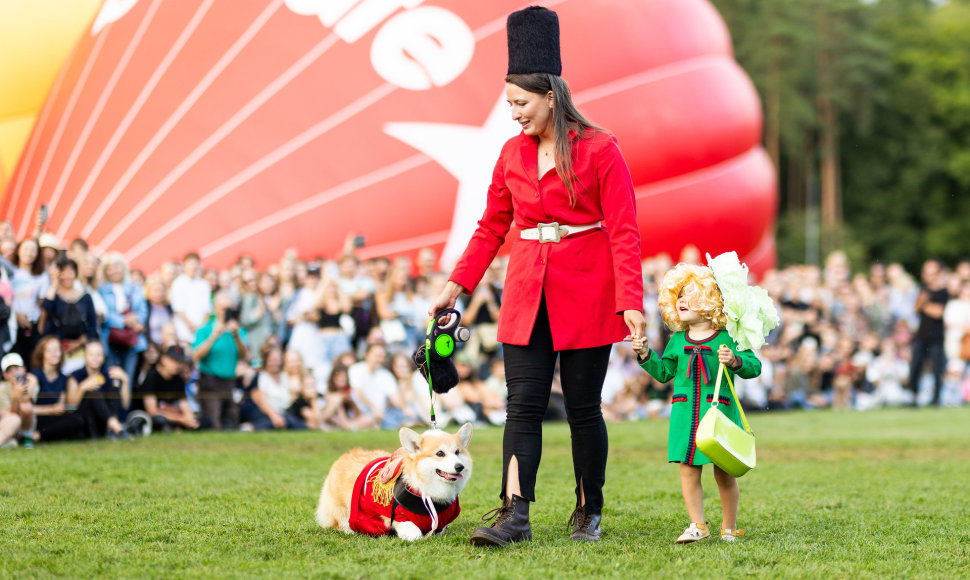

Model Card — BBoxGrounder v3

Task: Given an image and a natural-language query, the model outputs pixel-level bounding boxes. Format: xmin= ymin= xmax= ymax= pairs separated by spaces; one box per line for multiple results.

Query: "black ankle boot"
xmin=469 ymin=495 xmax=532 ymax=547
xmin=568 ymin=505 xmax=602 ymax=542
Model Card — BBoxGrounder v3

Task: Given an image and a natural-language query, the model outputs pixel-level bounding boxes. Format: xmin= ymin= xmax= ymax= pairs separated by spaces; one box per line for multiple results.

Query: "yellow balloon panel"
xmin=0 ymin=115 xmax=36 ymax=178
xmin=0 ymin=0 xmax=101 ymax=118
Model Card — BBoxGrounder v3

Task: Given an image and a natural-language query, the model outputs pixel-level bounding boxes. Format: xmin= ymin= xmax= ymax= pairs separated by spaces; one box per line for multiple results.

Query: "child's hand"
xmin=718 ymin=345 xmax=738 ymax=367
xmin=631 ymin=336 xmax=649 ymax=357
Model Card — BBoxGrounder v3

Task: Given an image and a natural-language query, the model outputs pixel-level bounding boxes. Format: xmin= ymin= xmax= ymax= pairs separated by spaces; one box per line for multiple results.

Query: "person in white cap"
xmin=0 ymin=352 xmax=38 ymax=448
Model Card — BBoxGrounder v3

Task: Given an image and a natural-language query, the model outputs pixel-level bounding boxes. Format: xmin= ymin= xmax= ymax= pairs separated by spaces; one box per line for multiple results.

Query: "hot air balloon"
xmin=0 ymin=0 xmax=776 ymax=275
xmin=0 ymin=0 xmax=101 ymax=193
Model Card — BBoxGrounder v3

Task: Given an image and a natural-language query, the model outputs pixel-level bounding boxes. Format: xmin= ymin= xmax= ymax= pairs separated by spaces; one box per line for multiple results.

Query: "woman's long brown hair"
xmin=506 ymin=72 xmax=602 ymax=206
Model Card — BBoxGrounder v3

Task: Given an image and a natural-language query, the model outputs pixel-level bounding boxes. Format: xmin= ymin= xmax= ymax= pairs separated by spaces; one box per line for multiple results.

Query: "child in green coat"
xmin=630 ymin=254 xmax=776 ymax=544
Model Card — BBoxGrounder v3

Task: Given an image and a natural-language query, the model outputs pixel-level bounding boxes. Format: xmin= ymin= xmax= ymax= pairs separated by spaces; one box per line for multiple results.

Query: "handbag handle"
xmin=712 ymin=362 xmax=753 ymax=435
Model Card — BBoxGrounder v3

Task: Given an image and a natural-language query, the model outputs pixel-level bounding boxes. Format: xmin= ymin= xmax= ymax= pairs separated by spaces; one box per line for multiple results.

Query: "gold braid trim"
xmin=370 ymin=471 xmax=397 ymax=506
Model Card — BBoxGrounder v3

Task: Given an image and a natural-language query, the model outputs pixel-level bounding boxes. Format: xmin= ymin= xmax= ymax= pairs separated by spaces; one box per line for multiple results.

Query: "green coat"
xmin=638 ymin=330 xmax=761 ymax=465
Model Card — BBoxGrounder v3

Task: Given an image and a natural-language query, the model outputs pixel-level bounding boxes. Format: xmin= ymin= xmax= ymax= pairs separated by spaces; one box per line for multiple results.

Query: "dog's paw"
xmin=393 ymin=521 xmax=424 ymax=541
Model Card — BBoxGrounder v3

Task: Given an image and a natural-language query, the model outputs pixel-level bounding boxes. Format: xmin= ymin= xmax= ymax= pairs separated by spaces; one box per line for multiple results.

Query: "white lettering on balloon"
xmin=371 ymin=7 xmax=474 ymax=90
xmin=91 ymin=0 xmax=140 ymax=35
xmin=284 ymin=0 xmax=474 ymax=90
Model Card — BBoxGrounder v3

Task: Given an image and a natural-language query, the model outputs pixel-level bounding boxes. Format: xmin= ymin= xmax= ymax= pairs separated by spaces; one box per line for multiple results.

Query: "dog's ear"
xmin=399 ymin=427 xmax=422 ymax=455
xmin=458 ymin=422 xmax=473 ymax=449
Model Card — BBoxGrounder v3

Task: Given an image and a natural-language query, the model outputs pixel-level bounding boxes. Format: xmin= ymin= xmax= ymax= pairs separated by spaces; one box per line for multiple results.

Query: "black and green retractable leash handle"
xmin=423 ymin=308 xmax=470 ymax=428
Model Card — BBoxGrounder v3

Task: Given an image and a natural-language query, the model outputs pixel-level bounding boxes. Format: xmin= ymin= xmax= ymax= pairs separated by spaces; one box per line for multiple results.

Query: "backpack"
xmin=58 ymin=299 xmax=87 ymax=340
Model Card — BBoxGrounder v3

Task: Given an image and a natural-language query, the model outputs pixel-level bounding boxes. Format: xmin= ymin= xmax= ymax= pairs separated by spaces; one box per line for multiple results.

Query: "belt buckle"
xmin=537 ymin=222 xmax=562 ymax=243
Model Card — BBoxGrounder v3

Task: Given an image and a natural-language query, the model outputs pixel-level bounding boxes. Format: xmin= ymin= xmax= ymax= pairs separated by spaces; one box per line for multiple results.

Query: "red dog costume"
xmin=348 ymin=457 xmax=461 ymax=537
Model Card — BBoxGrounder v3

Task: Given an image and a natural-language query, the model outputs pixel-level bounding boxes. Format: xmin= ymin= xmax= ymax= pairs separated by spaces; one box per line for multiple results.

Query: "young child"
xmin=631 ymin=254 xmax=776 ymax=544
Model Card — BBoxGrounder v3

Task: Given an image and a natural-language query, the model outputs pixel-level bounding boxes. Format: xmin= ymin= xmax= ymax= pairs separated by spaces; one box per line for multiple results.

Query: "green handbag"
xmin=695 ymin=363 xmax=756 ymax=477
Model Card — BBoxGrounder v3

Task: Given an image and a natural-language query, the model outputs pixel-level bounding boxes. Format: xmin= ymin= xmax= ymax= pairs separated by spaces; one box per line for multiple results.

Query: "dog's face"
xmin=398 ymin=423 xmax=473 ymax=504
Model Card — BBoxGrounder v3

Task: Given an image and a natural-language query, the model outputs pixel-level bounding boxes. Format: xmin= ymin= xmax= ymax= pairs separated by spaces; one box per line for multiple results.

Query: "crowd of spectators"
xmin=1 ymin=214 xmax=967 ymax=449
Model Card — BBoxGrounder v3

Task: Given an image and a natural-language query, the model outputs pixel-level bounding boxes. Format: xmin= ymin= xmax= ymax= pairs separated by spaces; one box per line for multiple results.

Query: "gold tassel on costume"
xmin=370 ymin=472 xmax=397 ymax=506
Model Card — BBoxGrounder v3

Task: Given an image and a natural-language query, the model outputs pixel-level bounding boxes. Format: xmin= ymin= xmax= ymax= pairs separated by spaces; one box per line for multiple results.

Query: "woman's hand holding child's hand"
xmin=629 ymin=335 xmax=649 ymax=357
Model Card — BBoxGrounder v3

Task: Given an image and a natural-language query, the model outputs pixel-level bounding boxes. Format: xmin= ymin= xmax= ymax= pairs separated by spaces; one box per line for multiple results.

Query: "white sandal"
xmin=721 ymin=528 xmax=745 ymax=542
xmin=676 ymin=522 xmax=710 ymax=543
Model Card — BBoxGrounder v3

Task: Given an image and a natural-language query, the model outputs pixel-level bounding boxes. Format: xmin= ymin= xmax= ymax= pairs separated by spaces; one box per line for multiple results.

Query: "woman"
xmin=98 ymin=252 xmax=148 ymax=385
xmin=385 ymin=353 xmax=424 ymax=429
xmin=143 ymin=276 xmax=174 ymax=348
xmin=318 ymin=364 xmax=376 ymax=431
xmin=40 ymin=256 xmax=99 ymax=374
xmin=429 ymin=7 xmax=644 ymax=546
xmin=10 ymin=238 xmax=49 ymax=362
xmin=314 ymin=277 xmax=354 ymax=371
xmin=375 ymin=267 xmax=422 ymax=353
xmin=240 ymin=271 xmax=282 ymax=364
xmin=66 ymin=340 xmax=130 ymax=438
xmin=240 ymin=344 xmax=304 ymax=431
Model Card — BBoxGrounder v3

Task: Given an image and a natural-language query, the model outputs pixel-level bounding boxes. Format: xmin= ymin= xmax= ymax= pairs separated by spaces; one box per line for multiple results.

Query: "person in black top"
xmin=908 ymin=260 xmax=949 ymax=406
xmin=137 ymin=345 xmax=199 ymax=431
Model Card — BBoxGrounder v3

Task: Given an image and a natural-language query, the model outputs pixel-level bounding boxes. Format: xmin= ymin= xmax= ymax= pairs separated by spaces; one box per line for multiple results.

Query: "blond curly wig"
xmin=658 ymin=263 xmax=727 ymax=332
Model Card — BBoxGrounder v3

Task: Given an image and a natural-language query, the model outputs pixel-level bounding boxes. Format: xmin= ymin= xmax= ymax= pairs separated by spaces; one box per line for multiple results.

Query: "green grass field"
xmin=3 ymin=408 xmax=969 ymax=579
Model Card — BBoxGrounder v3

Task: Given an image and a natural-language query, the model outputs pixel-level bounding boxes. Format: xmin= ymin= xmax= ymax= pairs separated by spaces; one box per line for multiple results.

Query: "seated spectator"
xmin=409 ymin=357 xmax=477 ymax=427
xmin=66 ymin=341 xmax=131 ymax=438
xmin=192 ymin=291 xmax=249 ymax=430
xmin=348 ymin=343 xmax=396 ymax=428
xmin=385 ymin=353 xmax=425 ymax=429
xmin=30 ymin=336 xmax=128 ymax=441
xmin=136 ymin=344 xmax=198 ymax=432
xmin=319 ymin=364 xmax=377 ymax=431
xmin=1 ymin=353 xmax=37 ymax=448
xmin=865 ymin=338 xmax=913 ymax=407
xmin=239 ymin=345 xmax=307 ymax=431
xmin=67 ymin=340 xmax=131 ymax=431
xmin=98 ymin=252 xmax=148 ymax=384
xmin=375 ymin=266 xmax=423 ymax=354
xmin=40 ymin=257 xmax=99 ymax=374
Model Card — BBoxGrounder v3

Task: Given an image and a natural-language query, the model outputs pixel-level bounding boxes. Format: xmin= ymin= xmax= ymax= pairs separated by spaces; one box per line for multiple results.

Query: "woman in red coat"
xmin=429 ymin=7 xmax=645 ymax=546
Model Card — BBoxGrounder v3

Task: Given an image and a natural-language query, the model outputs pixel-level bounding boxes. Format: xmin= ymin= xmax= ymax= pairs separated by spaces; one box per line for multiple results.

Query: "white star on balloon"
xmin=384 ymin=94 xmax=521 ymax=269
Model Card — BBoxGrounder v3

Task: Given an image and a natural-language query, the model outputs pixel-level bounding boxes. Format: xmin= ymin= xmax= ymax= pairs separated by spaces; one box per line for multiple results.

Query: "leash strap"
xmin=424 ymin=318 xmax=437 ymax=429
xmin=712 ymin=362 xmax=752 ymax=434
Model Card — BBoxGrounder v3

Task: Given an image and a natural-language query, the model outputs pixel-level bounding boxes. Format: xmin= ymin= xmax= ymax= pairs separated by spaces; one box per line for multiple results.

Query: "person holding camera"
xmin=192 ymin=291 xmax=248 ymax=429
xmin=0 ymin=353 xmax=37 ymax=448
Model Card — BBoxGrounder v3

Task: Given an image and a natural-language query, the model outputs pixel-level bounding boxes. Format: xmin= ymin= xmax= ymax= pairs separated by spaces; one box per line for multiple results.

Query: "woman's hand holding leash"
xmin=429 ymin=281 xmax=465 ymax=318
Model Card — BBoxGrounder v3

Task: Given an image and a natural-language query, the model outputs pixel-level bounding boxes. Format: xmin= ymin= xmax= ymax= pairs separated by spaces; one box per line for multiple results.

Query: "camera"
xmin=353 ymin=235 xmax=365 ymax=248
xmin=224 ymin=306 xmax=240 ymax=322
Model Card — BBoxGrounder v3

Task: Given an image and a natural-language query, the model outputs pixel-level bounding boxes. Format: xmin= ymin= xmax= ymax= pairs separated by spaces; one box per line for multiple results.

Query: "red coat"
xmin=348 ymin=457 xmax=460 ymax=537
xmin=450 ymin=130 xmax=643 ymax=350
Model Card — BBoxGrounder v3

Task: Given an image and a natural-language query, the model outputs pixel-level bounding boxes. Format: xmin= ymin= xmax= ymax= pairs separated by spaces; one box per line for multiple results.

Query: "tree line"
xmin=711 ymin=0 xmax=970 ymax=270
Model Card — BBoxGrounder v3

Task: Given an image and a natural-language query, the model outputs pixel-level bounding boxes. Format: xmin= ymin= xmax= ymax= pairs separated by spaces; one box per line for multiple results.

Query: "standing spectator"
xmin=942 ymin=280 xmax=970 ymax=369
xmin=192 ymin=291 xmax=248 ymax=429
xmin=0 ymin=353 xmax=37 ymax=448
xmin=98 ymin=252 xmax=148 ymax=385
xmin=285 ymin=264 xmax=323 ymax=372
xmin=170 ymin=252 xmax=211 ymax=344
xmin=348 ymin=342 xmax=396 ymax=428
xmin=37 ymin=233 xmax=62 ymax=268
xmin=375 ymin=266 xmax=422 ymax=353
xmin=136 ymin=344 xmax=198 ymax=432
xmin=144 ymin=276 xmax=173 ymax=348
xmin=336 ymin=254 xmax=377 ymax=351
xmin=79 ymin=252 xmax=107 ymax=324
xmin=313 ymin=277 xmax=354 ymax=374
xmin=10 ymin=238 xmax=48 ymax=362
xmin=908 ymin=260 xmax=949 ymax=406
xmin=40 ymin=257 xmax=99 ymax=373
xmin=240 ymin=271 xmax=282 ymax=365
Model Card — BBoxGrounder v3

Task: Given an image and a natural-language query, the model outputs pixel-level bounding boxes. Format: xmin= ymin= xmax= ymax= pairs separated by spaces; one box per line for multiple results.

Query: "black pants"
xmin=37 ymin=396 xmax=115 ymax=441
xmin=909 ymin=339 xmax=946 ymax=405
xmin=501 ymin=296 xmax=612 ymax=514
xmin=197 ymin=374 xmax=238 ymax=430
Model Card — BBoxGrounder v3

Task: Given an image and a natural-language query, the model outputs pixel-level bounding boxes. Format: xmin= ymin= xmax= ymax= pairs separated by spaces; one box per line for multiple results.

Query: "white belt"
xmin=519 ymin=221 xmax=602 ymax=243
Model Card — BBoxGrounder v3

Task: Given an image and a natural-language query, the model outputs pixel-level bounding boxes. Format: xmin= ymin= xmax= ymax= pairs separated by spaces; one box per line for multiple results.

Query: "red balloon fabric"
xmin=0 ymin=0 xmax=776 ymax=274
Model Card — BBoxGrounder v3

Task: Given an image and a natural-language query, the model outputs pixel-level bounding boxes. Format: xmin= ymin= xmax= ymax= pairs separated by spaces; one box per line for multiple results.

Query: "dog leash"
xmin=424 ymin=317 xmax=438 ymax=429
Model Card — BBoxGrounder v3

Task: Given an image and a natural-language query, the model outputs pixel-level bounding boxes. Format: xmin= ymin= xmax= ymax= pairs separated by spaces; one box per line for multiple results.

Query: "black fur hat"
xmin=507 ymin=6 xmax=561 ymax=76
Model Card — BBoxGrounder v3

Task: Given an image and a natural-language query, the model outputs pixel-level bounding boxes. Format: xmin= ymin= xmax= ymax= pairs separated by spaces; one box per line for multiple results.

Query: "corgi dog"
xmin=315 ymin=423 xmax=473 ymax=541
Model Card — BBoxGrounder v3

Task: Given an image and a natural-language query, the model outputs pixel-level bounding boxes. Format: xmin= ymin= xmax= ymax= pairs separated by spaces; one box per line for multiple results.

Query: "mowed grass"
xmin=2 ymin=408 xmax=969 ymax=579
